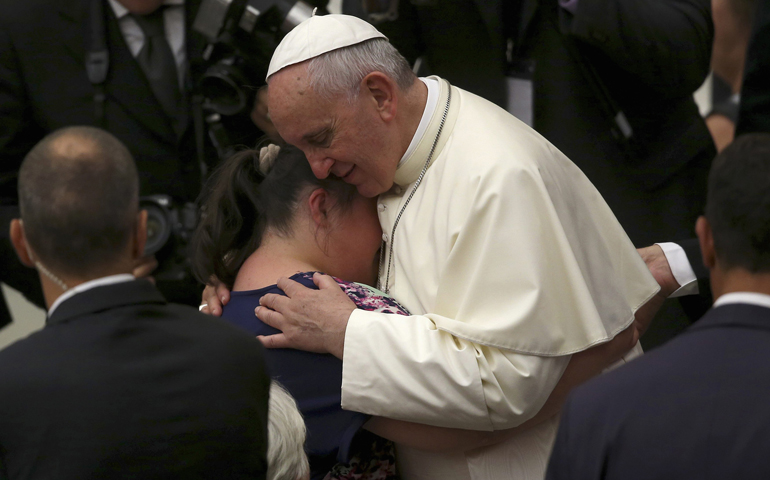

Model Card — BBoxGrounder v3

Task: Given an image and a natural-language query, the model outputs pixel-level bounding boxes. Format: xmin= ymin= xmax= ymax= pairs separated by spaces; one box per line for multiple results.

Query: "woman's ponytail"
xmin=190 ymin=148 xmax=266 ymax=289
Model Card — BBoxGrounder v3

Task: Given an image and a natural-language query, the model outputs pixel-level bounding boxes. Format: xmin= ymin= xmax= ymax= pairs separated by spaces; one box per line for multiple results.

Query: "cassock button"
xmin=393 ymin=186 xmax=403 ymax=194
xmin=382 ymin=233 xmax=389 ymax=242
xmin=377 ymin=203 xmax=387 ymax=213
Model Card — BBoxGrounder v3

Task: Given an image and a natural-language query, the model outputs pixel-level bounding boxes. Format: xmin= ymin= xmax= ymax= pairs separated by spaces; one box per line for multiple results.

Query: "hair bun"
xmin=258 ymin=144 xmax=281 ymax=175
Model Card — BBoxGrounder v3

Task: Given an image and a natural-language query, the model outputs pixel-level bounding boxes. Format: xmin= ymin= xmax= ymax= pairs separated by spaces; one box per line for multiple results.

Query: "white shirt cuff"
xmin=656 ymin=242 xmax=699 ymax=297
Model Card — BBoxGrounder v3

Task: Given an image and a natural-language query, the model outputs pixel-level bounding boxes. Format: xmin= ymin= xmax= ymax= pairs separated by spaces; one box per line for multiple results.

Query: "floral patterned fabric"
xmin=294 ymin=271 xmax=410 ymax=316
xmin=324 ymin=432 xmax=399 ymax=480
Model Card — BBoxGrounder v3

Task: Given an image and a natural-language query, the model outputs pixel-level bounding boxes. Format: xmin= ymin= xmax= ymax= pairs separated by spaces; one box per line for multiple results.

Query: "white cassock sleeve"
xmin=342 ymin=310 xmax=571 ymax=430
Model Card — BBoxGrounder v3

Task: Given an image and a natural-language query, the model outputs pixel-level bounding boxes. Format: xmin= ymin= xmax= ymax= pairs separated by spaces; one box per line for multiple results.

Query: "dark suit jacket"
xmin=0 ymin=279 xmax=270 ymax=480
xmin=511 ymin=0 xmax=716 ymax=248
xmin=546 ymin=301 xmax=770 ymax=480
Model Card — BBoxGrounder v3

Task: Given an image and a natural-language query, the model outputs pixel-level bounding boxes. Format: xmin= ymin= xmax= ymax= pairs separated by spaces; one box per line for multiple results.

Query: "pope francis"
xmin=244 ymin=13 xmax=660 ymax=480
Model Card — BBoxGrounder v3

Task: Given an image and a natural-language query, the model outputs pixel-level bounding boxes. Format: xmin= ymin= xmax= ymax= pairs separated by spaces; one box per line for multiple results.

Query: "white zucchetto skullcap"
xmin=266 ymin=13 xmax=387 ymax=80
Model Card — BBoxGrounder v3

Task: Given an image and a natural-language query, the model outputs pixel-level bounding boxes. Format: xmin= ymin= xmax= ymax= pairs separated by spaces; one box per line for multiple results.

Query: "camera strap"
xmin=86 ymin=0 xmax=109 ymax=127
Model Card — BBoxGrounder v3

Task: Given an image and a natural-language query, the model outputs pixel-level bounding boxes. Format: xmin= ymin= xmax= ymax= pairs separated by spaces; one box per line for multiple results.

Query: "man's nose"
xmin=307 ymin=154 xmax=334 ymax=179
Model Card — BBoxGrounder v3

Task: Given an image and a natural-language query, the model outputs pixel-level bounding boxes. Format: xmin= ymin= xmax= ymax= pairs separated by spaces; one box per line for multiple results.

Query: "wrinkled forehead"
xmin=267 ymin=65 xmax=325 ymax=122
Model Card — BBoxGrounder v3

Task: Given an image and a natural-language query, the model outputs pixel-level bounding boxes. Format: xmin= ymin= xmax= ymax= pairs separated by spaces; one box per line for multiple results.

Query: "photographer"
xmin=0 ymin=0 xmax=289 ymax=318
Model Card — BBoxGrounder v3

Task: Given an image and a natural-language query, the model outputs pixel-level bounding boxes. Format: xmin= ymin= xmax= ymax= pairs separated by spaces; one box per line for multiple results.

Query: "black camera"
xmin=140 ymin=195 xmax=197 ymax=283
xmin=193 ymin=0 xmax=318 ymax=116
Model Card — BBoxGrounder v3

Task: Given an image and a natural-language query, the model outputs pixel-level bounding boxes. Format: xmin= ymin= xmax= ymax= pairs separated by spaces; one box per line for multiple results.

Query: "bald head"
xmin=18 ymin=126 xmax=139 ymax=278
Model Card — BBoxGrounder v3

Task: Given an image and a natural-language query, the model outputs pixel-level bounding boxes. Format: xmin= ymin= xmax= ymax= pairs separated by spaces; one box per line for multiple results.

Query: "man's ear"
xmin=361 ymin=72 xmax=397 ymax=122
xmin=696 ymin=216 xmax=716 ymax=269
xmin=307 ymin=188 xmax=331 ymax=230
xmin=9 ymin=219 xmax=34 ymax=267
xmin=133 ymin=209 xmax=148 ymax=259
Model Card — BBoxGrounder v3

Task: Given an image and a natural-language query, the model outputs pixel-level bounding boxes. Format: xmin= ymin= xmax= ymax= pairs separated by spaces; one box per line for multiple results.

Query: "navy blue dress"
xmin=221 ymin=272 xmax=409 ymax=479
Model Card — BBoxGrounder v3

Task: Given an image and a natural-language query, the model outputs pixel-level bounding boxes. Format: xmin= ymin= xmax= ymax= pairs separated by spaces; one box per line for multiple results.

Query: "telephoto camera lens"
xmin=141 ymin=197 xmax=172 ymax=256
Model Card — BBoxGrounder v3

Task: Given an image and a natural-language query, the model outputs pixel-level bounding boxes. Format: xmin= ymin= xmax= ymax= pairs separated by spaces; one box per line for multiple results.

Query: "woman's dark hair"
xmin=191 ymin=144 xmax=357 ymax=288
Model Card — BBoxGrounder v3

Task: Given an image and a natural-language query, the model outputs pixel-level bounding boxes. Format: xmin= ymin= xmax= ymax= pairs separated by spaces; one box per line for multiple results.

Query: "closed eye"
xmin=303 ymin=123 xmax=335 ymax=148
xmin=309 ymin=133 xmax=332 ymax=148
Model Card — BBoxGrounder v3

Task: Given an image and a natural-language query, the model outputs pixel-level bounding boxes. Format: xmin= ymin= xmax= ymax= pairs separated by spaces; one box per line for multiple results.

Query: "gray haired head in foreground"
xmin=267 ymin=382 xmax=310 ymax=480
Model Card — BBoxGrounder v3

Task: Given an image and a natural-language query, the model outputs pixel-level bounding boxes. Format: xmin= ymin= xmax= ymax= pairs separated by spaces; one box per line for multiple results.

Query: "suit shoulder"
xmin=162 ymin=303 xmax=266 ymax=352
xmin=569 ymin=320 xmax=746 ymax=412
xmin=0 ymin=323 xmax=57 ymax=357
xmin=0 ymin=326 xmax=62 ymax=381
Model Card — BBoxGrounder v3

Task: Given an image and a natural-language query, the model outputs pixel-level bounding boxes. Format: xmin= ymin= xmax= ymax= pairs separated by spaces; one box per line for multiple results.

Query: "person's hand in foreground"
xmin=634 ymin=244 xmax=682 ymax=335
xmin=255 ymin=272 xmax=356 ymax=359
xmin=199 ymin=280 xmax=231 ymax=316
xmin=638 ymin=244 xmax=681 ymax=297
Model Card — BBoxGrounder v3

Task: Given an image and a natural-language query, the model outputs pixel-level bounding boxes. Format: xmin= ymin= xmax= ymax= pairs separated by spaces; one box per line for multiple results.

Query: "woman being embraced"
xmin=191 ymin=144 xmax=403 ymax=479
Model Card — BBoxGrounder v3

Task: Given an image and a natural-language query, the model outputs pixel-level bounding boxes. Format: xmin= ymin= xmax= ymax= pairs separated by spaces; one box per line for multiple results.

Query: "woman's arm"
xmin=364 ymin=319 xmax=640 ymax=453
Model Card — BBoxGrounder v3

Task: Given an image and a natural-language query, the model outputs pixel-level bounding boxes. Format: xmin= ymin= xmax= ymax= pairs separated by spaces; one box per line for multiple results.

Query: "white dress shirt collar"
xmin=48 ymin=274 xmax=136 ymax=318
xmin=713 ymin=291 xmax=770 ymax=310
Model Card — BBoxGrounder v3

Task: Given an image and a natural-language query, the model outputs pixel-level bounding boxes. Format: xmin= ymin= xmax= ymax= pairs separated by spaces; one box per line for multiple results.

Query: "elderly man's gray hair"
xmin=267 ymin=382 xmax=310 ymax=480
xmin=306 ymin=38 xmax=415 ymax=101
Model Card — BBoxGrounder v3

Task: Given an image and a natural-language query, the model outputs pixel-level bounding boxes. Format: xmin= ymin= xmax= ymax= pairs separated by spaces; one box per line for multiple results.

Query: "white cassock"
xmin=341 ymin=77 xmax=659 ymax=479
